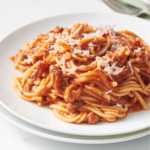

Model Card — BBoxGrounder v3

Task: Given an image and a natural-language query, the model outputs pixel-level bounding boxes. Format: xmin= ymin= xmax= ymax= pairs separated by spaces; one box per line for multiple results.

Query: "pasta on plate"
xmin=10 ymin=23 xmax=150 ymax=124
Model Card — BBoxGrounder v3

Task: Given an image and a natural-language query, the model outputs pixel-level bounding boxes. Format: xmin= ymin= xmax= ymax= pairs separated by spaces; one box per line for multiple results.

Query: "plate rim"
xmin=0 ymin=103 xmax=149 ymax=144
xmin=0 ymin=12 xmax=150 ymax=136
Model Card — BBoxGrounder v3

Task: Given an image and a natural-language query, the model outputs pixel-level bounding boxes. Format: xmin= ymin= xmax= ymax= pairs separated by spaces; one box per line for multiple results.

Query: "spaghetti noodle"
xmin=10 ymin=23 xmax=150 ymax=124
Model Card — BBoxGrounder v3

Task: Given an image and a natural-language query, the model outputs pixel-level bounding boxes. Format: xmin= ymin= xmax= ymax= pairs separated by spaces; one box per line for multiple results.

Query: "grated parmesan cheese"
xmin=49 ymin=50 xmax=56 ymax=54
xmin=47 ymin=33 xmax=55 ymax=42
xmin=73 ymin=25 xmax=82 ymax=37
xmin=66 ymin=66 xmax=77 ymax=75
xmin=106 ymin=51 xmax=112 ymax=55
xmin=74 ymin=48 xmax=83 ymax=54
xmin=97 ymin=48 xmax=107 ymax=55
xmin=128 ymin=61 xmax=133 ymax=75
xmin=73 ymin=48 xmax=90 ymax=56
xmin=61 ymin=34 xmax=80 ymax=46
xmin=82 ymin=24 xmax=115 ymax=38
xmin=62 ymin=35 xmax=72 ymax=43
xmin=36 ymin=46 xmax=40 ymax=49
xmin=109 ymin=75 xmax=114 ymax=81
xmin=125 ymin=104 xmax=128 ymax=109
xmin=134 ymin=47 xmax=141 ymax=53
xmin=105 ymin=90 xmax=112 ymax=94
xmin=83 ymin=50 xmax=90 ymax=55
xmin=88 ymin=43 xmax=99 ymax=47
xmin=99 ymin=25 xmax=115 ymax=37
xmin=111 ymin=44 xmax=123 ymax=52
xmin=71 ymin=26 xmax=75 ymax=32
xmin=53 ymin=44 xmax=64 ymax=52
xmin=114 ymin=103 xmax=123 ymax=108
xmin=96 ymin=57 xmax=125 ymax=76
xmin=83 ymin=29 xmax=102 ymax=39
xmin=61 ymin=56 xmax=66 ymax=75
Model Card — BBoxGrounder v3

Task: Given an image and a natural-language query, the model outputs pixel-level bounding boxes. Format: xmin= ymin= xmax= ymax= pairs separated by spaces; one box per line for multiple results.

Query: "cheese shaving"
xmin=47 ymin=33 xmax=55 ymax=42
xmin=128 ymin=61 xmax=133 ymax=75
xmin=88 ymin=43 xmax=99 ymax=47
xmin=115 ymin=103 xmax=123 ymax=108
xmin=61 ymin=56 xmax=66 ymax=75
xmin=74 ymin=48 xmax=90 ymax=56
xmin=134 ymin=47 xmax=142 ymax=53
xmin=125 ymin=104 xmax=128 ymax=109
xmin=82 ymin=25 xmax=115 ymax=39
xmin=66 ymin=66 xmax=77 ymax=75
xmin=73 ymin=25 xmax=82 ymax=37
xmin=96 ymin=57 xmax=125 ymax=76
xmin=97 ymin=48 xmax=107 ymax=55
xmin=105 ymin=90 xmax=112 ymax=94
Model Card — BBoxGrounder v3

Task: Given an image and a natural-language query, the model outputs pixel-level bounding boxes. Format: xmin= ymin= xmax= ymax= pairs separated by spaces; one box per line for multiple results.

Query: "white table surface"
xmin=0 ymin=0 xmax=149 ymax=149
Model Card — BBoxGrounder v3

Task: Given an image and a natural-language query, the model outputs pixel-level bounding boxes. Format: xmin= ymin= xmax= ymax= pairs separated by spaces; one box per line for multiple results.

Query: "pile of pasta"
xmin=10 ymin=23 xmax=150 ymax=124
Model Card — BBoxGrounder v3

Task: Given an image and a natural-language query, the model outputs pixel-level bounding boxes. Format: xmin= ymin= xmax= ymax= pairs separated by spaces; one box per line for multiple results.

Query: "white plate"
xmin=0 ymin=104 xmax=149 ymax=144
xmin=0 ymin=12 xmax=150 ymax=136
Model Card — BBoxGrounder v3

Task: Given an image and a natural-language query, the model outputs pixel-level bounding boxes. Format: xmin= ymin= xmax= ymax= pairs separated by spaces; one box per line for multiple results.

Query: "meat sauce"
xmin=11 ymin=24 xmax=150 ymax=125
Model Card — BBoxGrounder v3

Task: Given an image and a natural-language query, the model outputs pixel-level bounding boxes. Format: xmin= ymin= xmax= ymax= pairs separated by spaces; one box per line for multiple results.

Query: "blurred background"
xmin=0 ymin=0 xmax=150 ymax=41
xmin=121 ymin=0 xmax=149 ymax=9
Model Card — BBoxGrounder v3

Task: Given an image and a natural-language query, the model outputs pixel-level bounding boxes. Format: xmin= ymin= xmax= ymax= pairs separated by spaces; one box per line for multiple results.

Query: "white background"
xmin=0 ymin=0 xmax=149 ymax=149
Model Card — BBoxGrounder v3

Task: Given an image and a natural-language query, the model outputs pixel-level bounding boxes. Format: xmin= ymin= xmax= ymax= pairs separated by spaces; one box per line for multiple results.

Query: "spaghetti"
xmin=10 ymin=23 xmax=150 ymax=124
